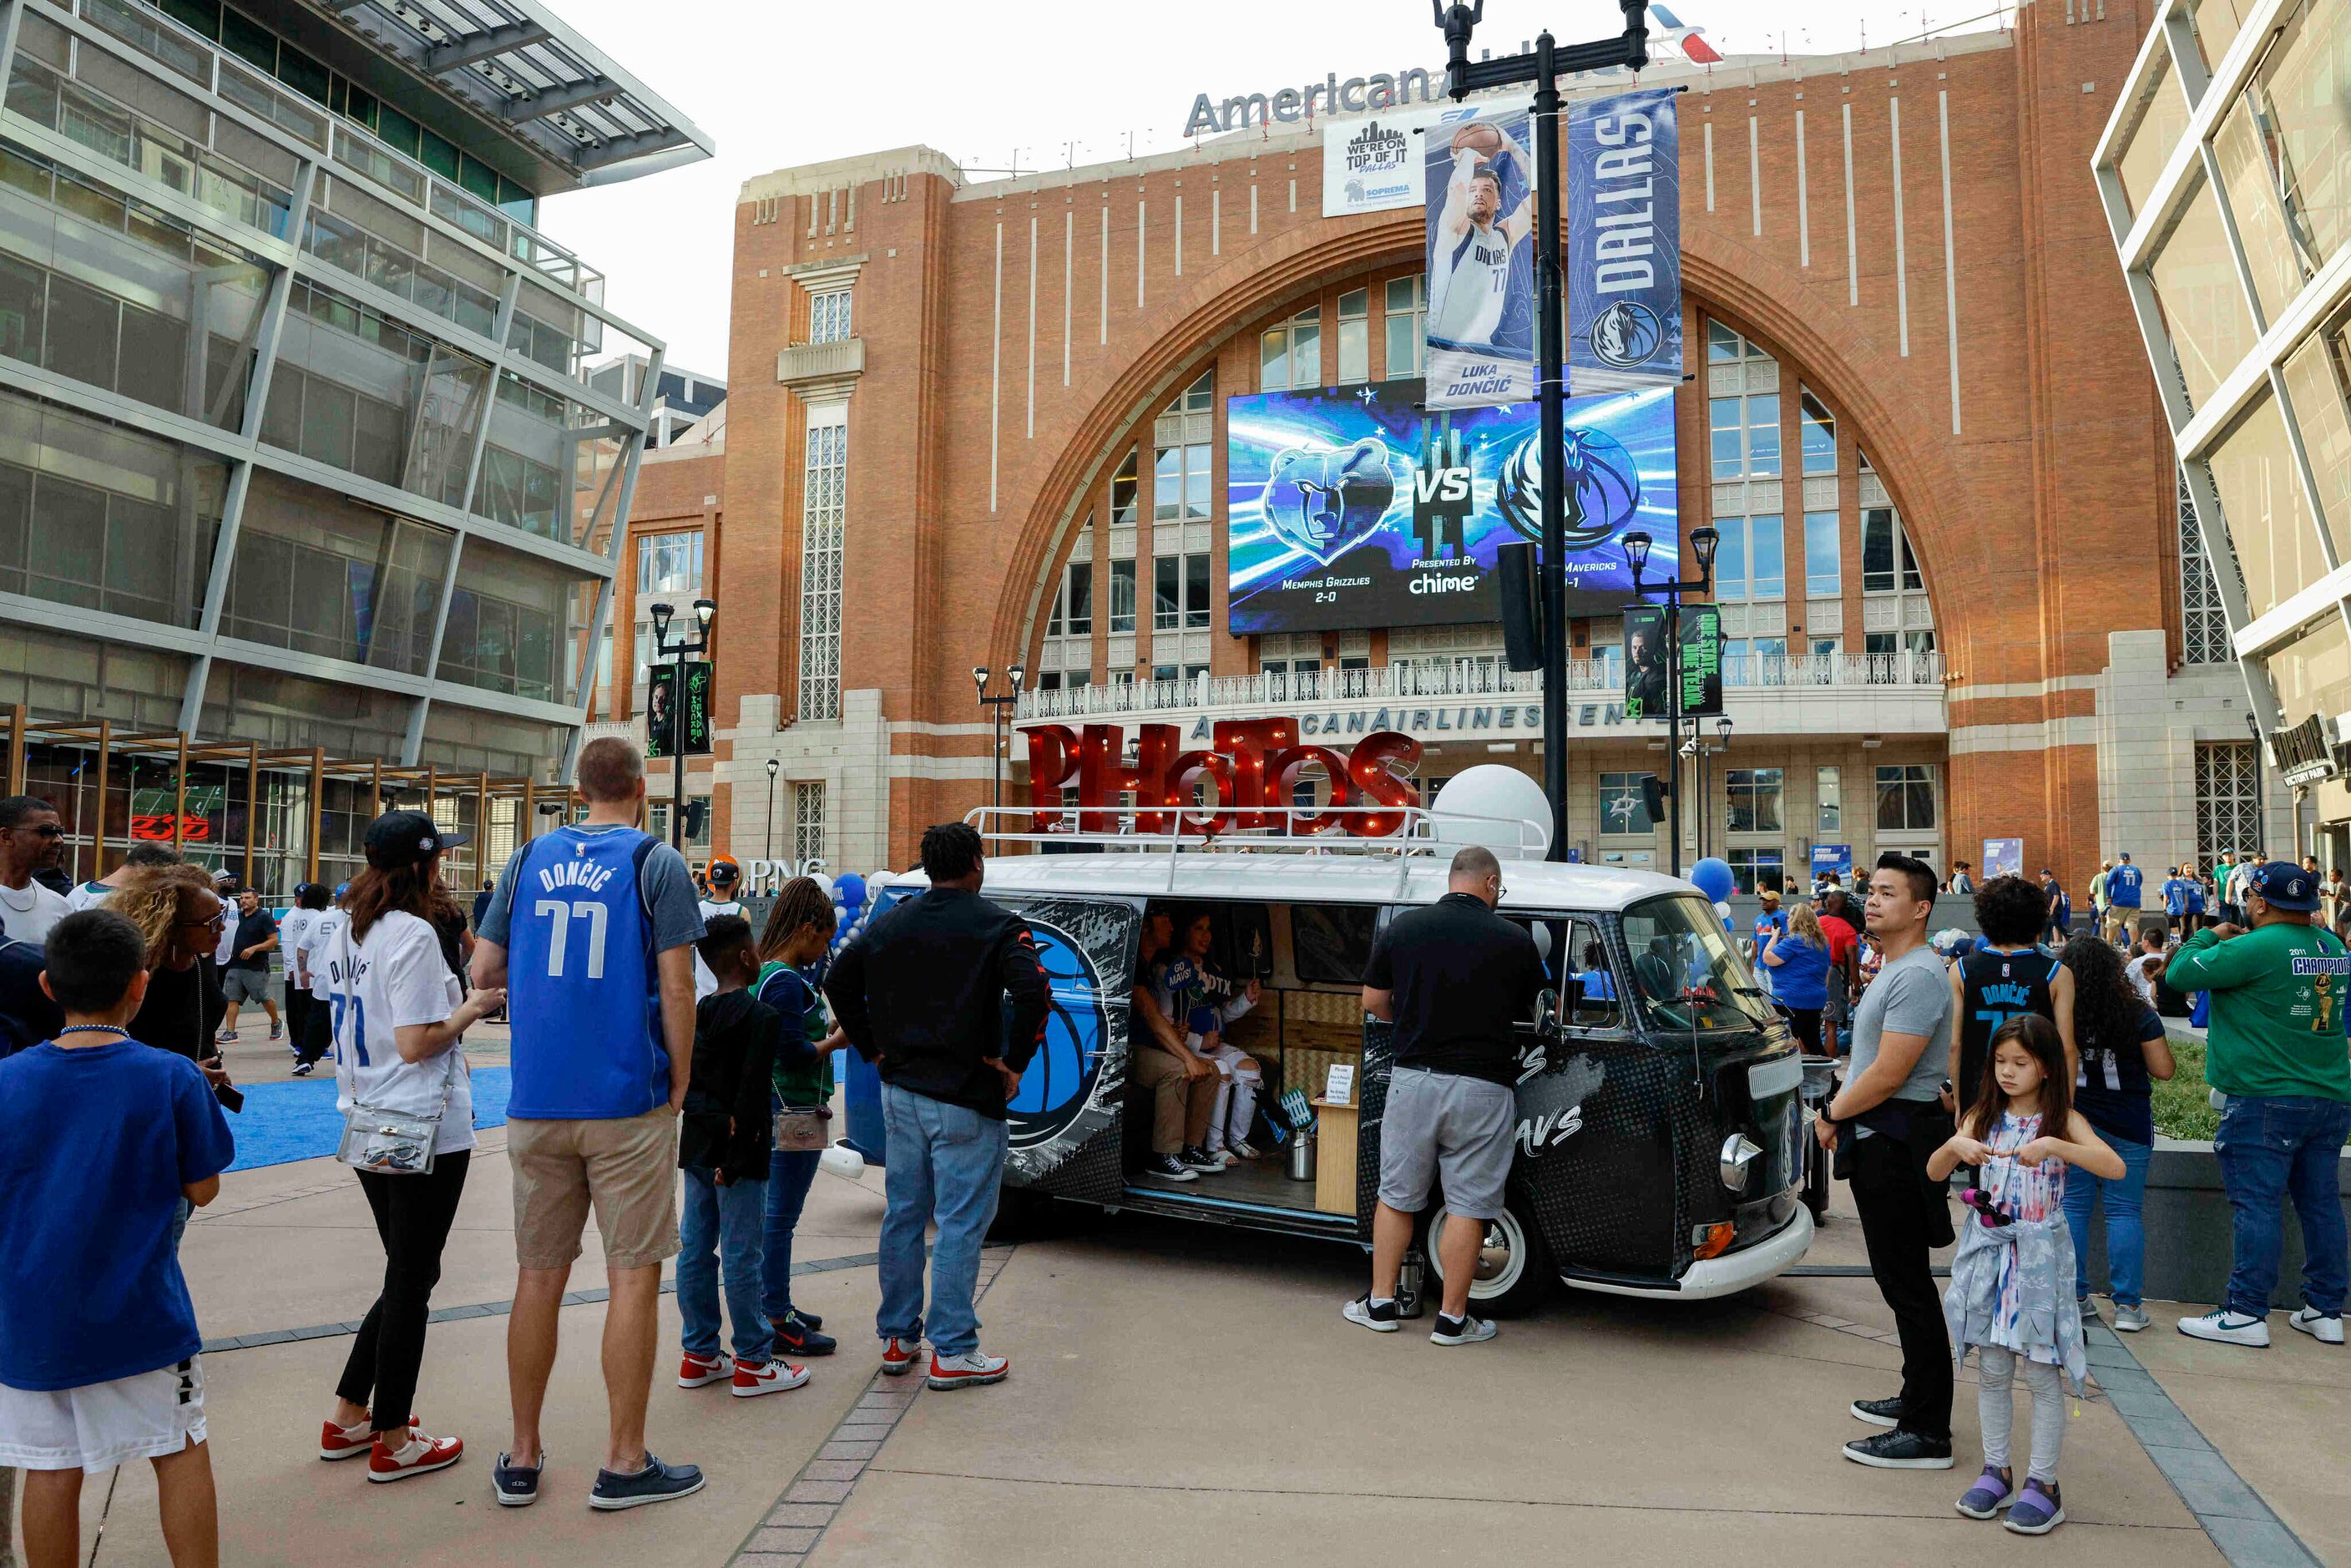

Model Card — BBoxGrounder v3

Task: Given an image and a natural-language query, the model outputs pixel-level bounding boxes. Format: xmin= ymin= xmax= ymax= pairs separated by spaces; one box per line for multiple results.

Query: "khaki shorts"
xmin=507 ymin=1107 xmax=680 ymax=1271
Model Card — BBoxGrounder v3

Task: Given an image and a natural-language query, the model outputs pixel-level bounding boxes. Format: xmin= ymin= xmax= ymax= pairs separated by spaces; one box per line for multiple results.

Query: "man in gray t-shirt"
xmin=1847 ymin=946 xmax=1954 ymax=1133
xmin=1818 ymin=853 xmax=1958 ymax=1469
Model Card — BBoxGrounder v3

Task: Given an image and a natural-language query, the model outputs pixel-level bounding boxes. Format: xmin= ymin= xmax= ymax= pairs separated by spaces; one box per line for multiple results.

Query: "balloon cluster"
xmin=1690 ymin=857 xmax=1737 ymax=933
xmin=819 ymin=870 xmax=885 ymax=960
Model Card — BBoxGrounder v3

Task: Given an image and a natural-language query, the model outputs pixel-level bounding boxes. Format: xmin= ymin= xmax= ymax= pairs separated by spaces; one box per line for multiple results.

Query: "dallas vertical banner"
xmin=1423 ymin=105 xmax=1538 ymax=409
xmin=1568 ymin=86 xmax=1683 ymax=393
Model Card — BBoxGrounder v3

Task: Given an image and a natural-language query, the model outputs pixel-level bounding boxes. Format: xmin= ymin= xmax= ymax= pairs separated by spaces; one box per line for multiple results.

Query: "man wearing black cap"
xmin=2166 ymin=859 xmax=2351 ymax=1348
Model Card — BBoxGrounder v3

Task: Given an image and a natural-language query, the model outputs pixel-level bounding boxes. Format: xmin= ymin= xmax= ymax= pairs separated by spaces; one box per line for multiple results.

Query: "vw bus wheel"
xmin=1425 ymin=1195 xmax=1553 ymax=1318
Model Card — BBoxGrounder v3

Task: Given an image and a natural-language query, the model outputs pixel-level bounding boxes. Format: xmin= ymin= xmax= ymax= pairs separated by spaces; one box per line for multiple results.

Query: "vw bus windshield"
xmin=1620 ymin=894 xmax=1777 ymax=1035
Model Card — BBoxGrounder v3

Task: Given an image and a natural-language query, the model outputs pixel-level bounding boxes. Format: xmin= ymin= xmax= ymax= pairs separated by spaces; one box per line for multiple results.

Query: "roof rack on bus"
xmin=961 ymin=804 xmax=1551 ymax=895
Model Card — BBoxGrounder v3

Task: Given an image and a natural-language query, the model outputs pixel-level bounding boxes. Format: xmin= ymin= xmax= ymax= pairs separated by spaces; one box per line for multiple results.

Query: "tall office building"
xmin=0 ymin=0 xmax=709 ymax=788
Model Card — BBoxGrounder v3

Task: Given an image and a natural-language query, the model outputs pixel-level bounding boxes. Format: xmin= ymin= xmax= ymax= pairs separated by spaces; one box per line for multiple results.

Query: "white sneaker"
xmin=2111 ymin=1304 xmax=2151 ymax=1333
xmin=928 ymin=1349 xmax=1009 ymax=1389
xmin=2288 ymin=1308 xmax=2344 ymax=1345
xmin=731 ymin=1358 xmax=811 ymax=1396
xmin=2177 ymin=1308 xmax=2270 ymax=1348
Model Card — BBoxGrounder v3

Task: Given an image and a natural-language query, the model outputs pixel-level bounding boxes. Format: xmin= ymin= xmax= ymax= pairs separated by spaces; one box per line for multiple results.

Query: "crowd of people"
xmin=1771 ymin=849 xmax=2347 ymax=1536
xmin=3 ymin=733 xmax=2347 ymax=1555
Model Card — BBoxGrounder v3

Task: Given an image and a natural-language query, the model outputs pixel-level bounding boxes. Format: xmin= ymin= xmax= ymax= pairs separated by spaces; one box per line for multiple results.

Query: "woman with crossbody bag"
xmin=756 ymin=878 xmax=847 ymax=1359
xmin=318 ymin=812 xmax=503 ymax=1482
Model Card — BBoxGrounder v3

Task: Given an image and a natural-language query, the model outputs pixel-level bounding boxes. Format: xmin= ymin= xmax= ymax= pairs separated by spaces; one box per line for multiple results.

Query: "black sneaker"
xmin=1143 ymin=1151 xmax=1197 ymax=1182
xmin=775 ymin=1311 xmax=836 ymax=1358
xmin=1342 ymin=1293 xmax=1400 ymax=1333
xmin=1179 ymin=1144 xmax=1221 ymax=1172
xmin=588 ymin=1451 xmax=705 ymax=1510
xmin=791 ymin=1307 xmax=823 ymax=1333
xmin=492 ymin=1449 xmax=542 ymax=1508
xmin=1849 ymin=1394 xmax=1904 ymax=1428
xmin=1843 ymin=1429 xmax=1954 ymax=1469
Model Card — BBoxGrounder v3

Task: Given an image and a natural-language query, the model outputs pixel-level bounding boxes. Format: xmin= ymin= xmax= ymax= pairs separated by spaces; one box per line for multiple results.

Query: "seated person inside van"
xmin=1132 ymin=909 xmax=1221 ymax=1182
xmin=1152 ymin=910 xmax=1263 ymax=1166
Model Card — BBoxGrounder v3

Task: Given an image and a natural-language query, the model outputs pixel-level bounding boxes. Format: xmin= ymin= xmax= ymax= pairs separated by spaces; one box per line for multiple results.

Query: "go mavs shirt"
xmin=482 ymin=824 xmax=705 ymax=1119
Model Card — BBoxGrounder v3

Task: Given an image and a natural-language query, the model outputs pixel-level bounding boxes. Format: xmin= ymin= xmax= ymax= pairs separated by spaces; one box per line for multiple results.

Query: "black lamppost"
xmin=648 ymin=597 xmax=715 ymax=852
xmin=1623 ymin=525 xmax=1718 ymax=879
xmin=764 ymin=756 xmax=780 ymax=862
xmin=2247 ymin=709 xmax=2265 ymax=855
xmin=973 ymin=665 xmax=1025 ymax=814
xmin=1434 ymin=0 xmax=1653 ymax=860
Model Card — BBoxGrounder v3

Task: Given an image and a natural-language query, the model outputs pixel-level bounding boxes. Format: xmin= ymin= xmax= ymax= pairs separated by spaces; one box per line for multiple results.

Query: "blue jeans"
xmin=678 ymin=1166 xmax=773 ymax=1363
xmin=2214 ymin=1095 xmax=2351 ymax=1318
xmin=877 ymin=1083 xmax=1006 ymax=1358
xmin=761 ymin=1147 xmax=822 ymax=1322
xmin=2062 ymin=1131 xmax=2151 ymax=1308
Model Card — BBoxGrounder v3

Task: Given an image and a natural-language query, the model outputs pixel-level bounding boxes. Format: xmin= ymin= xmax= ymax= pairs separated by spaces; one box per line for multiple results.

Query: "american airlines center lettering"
xmin=1183 ymin=67 xmax=1439 ymax=138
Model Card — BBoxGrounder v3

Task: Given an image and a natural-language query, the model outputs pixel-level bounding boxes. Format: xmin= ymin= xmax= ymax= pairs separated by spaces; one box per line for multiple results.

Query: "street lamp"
xmin=1434 ymin=0 xmax=1654 ymax=862
xmin=764 ymin=756 xmax=781 ymax=862
xmin=2246 ymin=709 xmax=2265 ymax=857
xmin=974 ymin=665 xmax=1026 ymax=817
xmin=647 ymin=596 xmax=717 ymax=852
xmin=1624 ymin=525 xmax=1719 ymax=879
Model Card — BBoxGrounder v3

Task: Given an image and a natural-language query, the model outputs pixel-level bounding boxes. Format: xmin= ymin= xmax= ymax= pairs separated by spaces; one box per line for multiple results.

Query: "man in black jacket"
xmin=827 ymin=822 xmax=1049 ymax=1391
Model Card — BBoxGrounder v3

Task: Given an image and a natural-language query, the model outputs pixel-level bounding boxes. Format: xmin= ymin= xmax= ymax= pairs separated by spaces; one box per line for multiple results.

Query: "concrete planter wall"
xmin=2076 ymin=1139 xmax=2351 ymax=1310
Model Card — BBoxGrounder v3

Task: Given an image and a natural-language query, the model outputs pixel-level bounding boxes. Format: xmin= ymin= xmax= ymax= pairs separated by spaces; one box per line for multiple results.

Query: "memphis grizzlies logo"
xmin=1589 ymin=300 xmax=1664 ymax=370
xmin=1004 ymin=917 xmax=1109 ymax=1152
xmin=1261 ymin=437 xmax=1398 ymax=564
xmin=1495 ymin=423 xmax=1643 ymax=549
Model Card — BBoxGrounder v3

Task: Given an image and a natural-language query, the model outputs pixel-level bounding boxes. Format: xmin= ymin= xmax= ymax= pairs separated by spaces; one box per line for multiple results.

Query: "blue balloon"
xmin=835 ymin=872 xmax=867 ymax=910
xmin=1690 ymin=857 xmax=1736 ymax=904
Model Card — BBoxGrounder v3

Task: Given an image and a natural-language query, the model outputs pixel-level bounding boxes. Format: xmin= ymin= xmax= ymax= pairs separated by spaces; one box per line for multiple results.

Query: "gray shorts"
xmin=221 ymin=967 xmax=272 ymax=1004
xmin=1376 ymin=1066 xmax=1515 ymax=1220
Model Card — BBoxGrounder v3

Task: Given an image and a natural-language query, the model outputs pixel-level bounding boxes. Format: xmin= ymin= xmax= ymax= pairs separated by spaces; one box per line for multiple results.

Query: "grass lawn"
xmin=2152 ymin=1031 xmax=2217 ymax=1141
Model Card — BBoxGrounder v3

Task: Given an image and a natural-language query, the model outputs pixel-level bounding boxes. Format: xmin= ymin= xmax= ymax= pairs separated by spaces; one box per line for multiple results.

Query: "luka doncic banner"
xmin=1567 ymin=87 xmax=1683 ymax=393
xmin=1424 ymin=105 xmax=1537 ymax=410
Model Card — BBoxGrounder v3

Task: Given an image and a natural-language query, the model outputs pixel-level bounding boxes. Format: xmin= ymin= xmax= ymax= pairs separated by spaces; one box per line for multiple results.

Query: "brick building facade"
xmin=681 ymin=3 xmax=2285 ymax=888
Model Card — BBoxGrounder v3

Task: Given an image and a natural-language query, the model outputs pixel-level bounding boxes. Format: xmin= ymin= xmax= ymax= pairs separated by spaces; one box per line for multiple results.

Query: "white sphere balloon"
xmin=1425 ymin=765 xmax=1554 ymax=862
xmin=811 ymin=872 xmax=837 ymax=902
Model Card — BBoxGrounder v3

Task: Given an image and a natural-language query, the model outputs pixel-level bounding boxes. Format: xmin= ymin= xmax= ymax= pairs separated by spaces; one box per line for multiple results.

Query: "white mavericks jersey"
xmin=326 ymin=908 xmax=473 ymax=1155
xmin=281 ymin=908 xmax=317 ymax=981
xmin=306 ymin=906 xmax=349 ymax=997
xmin=691 ymin=897 xmax=745 ymax=1000
xmin=1429 ymin=221 xmax=1514 ymax=348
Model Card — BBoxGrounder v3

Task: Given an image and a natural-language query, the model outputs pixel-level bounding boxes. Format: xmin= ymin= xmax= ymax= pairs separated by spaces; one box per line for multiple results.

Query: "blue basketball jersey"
xmin=503 ymin=826 xmax=665 ymax=1119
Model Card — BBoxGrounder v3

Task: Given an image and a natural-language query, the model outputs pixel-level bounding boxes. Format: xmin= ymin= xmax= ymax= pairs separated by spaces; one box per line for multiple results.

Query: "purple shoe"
xmin=2004 ymin=1477 xmax=2065 ymax=1535
xmin=1956 ymin=1466 xmax=2013 ymax=1519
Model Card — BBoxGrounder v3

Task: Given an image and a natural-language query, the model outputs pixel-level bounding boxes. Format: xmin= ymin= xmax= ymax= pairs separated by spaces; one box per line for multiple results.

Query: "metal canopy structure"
xmin=311 ymin=0 xmax=715 ymax=188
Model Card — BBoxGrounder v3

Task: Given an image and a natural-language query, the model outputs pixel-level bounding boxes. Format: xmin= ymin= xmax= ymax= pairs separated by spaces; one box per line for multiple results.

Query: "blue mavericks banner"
xmin=1425 ymin=105 xmax=1538 ymax=409
xmin=1568 ymin=87 xmax=1683 ymax=393
xmin=1227 ymin=377 xmax=1677 ymax=635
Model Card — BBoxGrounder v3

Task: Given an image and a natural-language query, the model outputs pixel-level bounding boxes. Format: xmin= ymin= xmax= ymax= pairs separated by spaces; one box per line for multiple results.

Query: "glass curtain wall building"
xmin=0 ymin=0 xmax=709 ymax=792
xmin=2100 ymin=0 xmax=2351 ymax=847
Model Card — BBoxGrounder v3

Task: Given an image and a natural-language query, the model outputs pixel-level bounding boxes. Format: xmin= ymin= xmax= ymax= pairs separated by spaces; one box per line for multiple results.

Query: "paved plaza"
xmin=9 ymin=1019 xmax=2342 ymax=1568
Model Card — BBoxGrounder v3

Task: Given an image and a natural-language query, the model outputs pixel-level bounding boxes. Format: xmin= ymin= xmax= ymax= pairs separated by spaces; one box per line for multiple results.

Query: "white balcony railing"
xmin=1014 ymin=652 xmax=1945 ymax=722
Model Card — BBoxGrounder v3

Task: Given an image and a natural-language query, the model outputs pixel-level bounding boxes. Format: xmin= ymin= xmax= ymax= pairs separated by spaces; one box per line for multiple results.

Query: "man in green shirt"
xmin=2164 ymin=860 xmax=2350 ymax=1348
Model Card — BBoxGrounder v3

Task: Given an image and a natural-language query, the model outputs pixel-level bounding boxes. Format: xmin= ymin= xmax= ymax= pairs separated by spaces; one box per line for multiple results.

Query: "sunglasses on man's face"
xmin=183 ymin=910 xmax=227 ymax=930
xmin=14 ymin=822 xmax=60 ymax=838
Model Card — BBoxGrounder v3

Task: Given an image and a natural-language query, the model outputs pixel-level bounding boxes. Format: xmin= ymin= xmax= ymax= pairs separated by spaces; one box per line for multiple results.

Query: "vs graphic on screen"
xmin=1226 ymin=377 xmax=1677 ymax=635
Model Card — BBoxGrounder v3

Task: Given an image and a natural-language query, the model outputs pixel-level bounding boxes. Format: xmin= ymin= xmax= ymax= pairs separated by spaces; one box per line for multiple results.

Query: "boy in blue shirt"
xmin=0 ymin=909 xmax=234 ymax=1566
xmin=2161 ymin=867 xmax=2191 ymax=937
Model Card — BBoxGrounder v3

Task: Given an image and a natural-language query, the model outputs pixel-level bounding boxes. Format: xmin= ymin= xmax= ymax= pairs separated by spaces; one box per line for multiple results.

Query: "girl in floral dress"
xmin=1929 ymin=1014 xmax=2125 ymax=1535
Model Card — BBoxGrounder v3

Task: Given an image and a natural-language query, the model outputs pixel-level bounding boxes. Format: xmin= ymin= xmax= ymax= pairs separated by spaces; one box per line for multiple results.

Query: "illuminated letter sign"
xmin=1027 ymin=722 xmax=1421 ymax=837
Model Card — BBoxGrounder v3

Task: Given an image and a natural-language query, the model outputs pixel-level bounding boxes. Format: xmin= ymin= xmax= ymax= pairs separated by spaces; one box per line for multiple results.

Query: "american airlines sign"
xmin=1181 ymin=67 xmax=1440 ymax=139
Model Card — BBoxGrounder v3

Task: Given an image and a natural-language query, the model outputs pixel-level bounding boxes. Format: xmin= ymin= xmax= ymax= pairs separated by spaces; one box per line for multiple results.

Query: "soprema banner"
xmin=1567 ymin=86 xmax=1683 ymax=393
xmin=1424 ymin=104 xmax=1537 ymax=409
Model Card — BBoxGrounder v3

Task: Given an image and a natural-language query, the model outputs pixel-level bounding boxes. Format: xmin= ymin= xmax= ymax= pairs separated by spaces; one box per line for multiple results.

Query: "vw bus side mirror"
xmin=1532 ymin=987 xmax=1568 ymax=1040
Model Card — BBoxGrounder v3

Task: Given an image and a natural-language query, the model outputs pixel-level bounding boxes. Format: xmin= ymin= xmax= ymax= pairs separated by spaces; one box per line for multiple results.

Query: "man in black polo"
xmin=1345 ymin=845 xmax=1543 ymax=1347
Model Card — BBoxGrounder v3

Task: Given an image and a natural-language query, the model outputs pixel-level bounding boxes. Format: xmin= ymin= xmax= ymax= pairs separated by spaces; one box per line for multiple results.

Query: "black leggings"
xmin=336 ymin=1151 xmax=469 ymax=1433
xmin=1786 ymin=1006 xmax=1823 ymax=1054
xmin=296 ymin=987 xmax=334 ymax=1066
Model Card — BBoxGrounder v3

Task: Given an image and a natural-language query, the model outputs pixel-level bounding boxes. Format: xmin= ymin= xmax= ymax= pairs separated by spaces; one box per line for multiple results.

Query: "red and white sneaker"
xmin=367 ymin=1426 xmax=463 ymax=1483
xmin=319 ymin=1414 xmax=417 ymax=1460
xmin=879 ymin=1337 xmax=919 ymax=1377
xmin=927 ymin=1349 xmax=1009 ymax=1390
xmin=730 ymin=1358 xmax=811 ymax=1398
xmin=677 ymin=1350 xmax=733 ymax=1388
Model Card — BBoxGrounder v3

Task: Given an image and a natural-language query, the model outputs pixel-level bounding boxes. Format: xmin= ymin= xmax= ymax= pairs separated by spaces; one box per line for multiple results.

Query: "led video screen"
xmin=1226 ymin=377 xmax=1677 ymax=635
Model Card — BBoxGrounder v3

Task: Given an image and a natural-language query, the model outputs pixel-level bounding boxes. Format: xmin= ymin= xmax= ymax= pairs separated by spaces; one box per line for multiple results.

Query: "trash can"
xmin=841 ymin=1045 xmax=886 ymax=1167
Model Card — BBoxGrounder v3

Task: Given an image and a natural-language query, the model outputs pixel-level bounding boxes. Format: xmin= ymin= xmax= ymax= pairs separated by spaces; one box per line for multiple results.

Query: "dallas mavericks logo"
xmin=1260 ymin=437 xmax=1398 ymax=564
xmin=1589 ymin=300 xmax=1664 ymax=369
xmin=1495 ymin=424 xmax=1642 ymax=549
xmin=1004 ymin=918 xmax=1108 ymax=1151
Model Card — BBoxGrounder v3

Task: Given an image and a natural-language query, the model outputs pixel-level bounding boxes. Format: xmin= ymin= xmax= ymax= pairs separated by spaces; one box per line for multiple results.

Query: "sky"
xmin=540 ymin=0 xmax=2012 ymax=378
